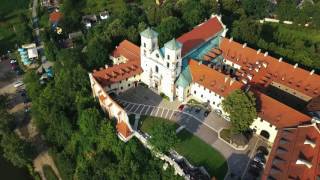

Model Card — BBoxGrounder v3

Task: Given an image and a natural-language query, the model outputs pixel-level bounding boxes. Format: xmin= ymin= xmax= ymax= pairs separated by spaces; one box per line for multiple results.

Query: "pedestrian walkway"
xmin=113 ymin=96 xmax=257 ymax=180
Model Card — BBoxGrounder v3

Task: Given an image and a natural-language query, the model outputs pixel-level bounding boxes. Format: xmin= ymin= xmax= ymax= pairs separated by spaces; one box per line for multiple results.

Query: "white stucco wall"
xmin=89 ymin=73 xmax=133 ymax=140
xmin=140 ymin=37 xmax=181 ymax=101
xmin=105 ymin=74 xmax=141 ymax=94
xmin=250 ymin=117 xmax=278 ymax=143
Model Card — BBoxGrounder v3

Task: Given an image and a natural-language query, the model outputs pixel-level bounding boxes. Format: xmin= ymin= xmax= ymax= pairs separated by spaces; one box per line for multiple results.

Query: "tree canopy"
xmin=222 ymin=90 xmax=257 ymax=133
xmin=149 ymin=121 xmax=179 ymax=152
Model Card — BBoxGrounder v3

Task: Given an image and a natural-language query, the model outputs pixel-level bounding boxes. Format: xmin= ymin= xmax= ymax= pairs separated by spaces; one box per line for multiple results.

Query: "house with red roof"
xmin=262 ymin=122 xmax=320 ymax=179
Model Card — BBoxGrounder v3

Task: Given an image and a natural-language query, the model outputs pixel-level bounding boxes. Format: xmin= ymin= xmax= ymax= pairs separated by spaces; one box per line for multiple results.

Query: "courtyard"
xmin=139 ymin=115 xmax=228 ymax=180
xmin=113 ymin=85 xmax=267 ymax=179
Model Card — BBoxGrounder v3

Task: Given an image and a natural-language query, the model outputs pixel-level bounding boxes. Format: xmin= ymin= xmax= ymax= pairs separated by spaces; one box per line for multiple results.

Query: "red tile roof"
xmin=188 ymin=59 xmax=243 ymax=97
xmin=112 ymin=40 xmax=140 ymax=63
xmin=116 ymin=121 xmax=132 ymax=138
xmin=93 ymin=40 xmax=142 ymax=86
xmin=262 ymin=124 xmax=320 ymax=180
xmin=255 ymin=91 xmax=311 ymax=128
xmin=177 ymin=17 xmax=224 ymax=57
xmin=49 ymin=11 xmax=62 ymax=23
xmin=220 ymin=37 xmax=320 ymax=99
xmin=93 ymin=61 xmax=142 ymax=87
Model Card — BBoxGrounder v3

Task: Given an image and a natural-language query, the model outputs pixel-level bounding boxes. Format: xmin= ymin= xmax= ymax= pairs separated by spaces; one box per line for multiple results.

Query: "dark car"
xmin=178 ymin=104 xmax=185 ymax=111
xmin=204 ymin=110 xmax=210 ymax=117
xmin=253 ymin=152 xmax=266 ymax=164
xmin=250 ymin=160 xmax=263 ymax=170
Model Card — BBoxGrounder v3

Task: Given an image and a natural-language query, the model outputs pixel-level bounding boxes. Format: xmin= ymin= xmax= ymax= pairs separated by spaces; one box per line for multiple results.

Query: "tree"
xmin=149 ymin=121 xmax=178 ymax=152
xmin=222 ymin=90 xmax=257 ymax=133
xmin=276 ymin=0 xmax=298 ymax=21
xmin=86 ymin=37 xmax=111 ymax=70
xmin=157 ymin=16 xmax=184 ymax=46
xmin=1 ymin=133 xmax=35 ymax=168
xmin=242 ymin=0 xmax=271 ymax=19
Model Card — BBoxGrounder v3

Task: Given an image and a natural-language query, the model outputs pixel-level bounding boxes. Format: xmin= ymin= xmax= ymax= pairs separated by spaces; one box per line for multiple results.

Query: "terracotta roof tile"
xmin=188 ymin=59 xmax=243 ymax=97
xmin=177 ymin=17 xmax=223 ymax=57
xmin=116 ymin=121 xmax=132 ymax=138
xmin=255 ymin=91 xmax=311 ymax=128
xmin=93 ymin=40 xmax=142 ymax=86
xmin=220 ymin=37 xmax=320 ymax=99
xmin=262 ymin=124 xmax=320 ymax=180
xmin=49 ymin=11 xmax=62 ymax=23
xmin=112 ymin=40 xmax=140 ymax=63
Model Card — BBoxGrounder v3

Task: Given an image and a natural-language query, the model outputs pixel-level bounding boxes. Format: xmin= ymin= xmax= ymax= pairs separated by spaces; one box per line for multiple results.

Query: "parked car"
xmin=204 ymin=110 xmax=210 ymax=117
xmin=250 ymin=160 xmax=263 ymax=170
xmin=253 ymin=152 xmax=266 ymax=164
xmin=13 ymin=81 xmax=24 ymax=88
xmin=178 ymin=104 xmax=185 ymax=111
xmin=195 ymin=107 xmax=201 ymax=113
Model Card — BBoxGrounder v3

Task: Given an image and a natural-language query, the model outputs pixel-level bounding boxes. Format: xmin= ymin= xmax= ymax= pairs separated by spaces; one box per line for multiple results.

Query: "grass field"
xmin=140 ymin=116 xmax=228 ymax=180
xmin=0 ymin=0 xmax=32 ymax=54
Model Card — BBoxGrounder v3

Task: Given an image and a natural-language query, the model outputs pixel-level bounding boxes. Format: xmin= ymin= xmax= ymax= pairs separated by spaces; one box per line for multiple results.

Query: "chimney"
xmin=264 ymin=51 xmax=268 ymax=57
xmin=294 ymin=63 xmax=298 ymax=69
xmin=229 ymin=37 xmax=233 ymax=42
xmin=105 ymin=64 xmax=109 ymax=69
xmin=296 ymin=158 xmax=312 ymax=168
xmin=257 ymin=49 xmax=261 ymax=54
xmin=242 ymin=79 xmax=248 ymax=84
xmin=262 ymin=62 xmax=268 ymax=68
xmin=224 ymin=76 xmax=229 ymax=83
xmin=310 ymin=70 xmax=315 ymax=75
xmin=304 ymin=138 xmax=316 ymax=148
xmin=279 ymin=57 xmax=283 ymax=62
xmin=242 ymin=43 xmax=247 ymax=48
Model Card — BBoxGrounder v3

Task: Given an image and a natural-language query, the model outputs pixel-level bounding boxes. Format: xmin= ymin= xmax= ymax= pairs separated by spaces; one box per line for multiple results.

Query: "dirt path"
xmin=33 ymin=151 xmax=62 ymax=180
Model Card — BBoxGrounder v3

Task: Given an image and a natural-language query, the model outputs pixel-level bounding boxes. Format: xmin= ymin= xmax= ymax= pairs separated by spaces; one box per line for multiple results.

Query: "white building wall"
xmin=190 ymin=83 xmax=224 ymax=111
xmin=140 ymin=37 xmax=181 ymax=101
xmin=250 ymin=117 xmax=278 ymax=143
xmin=105 ymin=74 xmax=141 ymax=94
xmin=88 ymin=73 xmax=134 ymax=141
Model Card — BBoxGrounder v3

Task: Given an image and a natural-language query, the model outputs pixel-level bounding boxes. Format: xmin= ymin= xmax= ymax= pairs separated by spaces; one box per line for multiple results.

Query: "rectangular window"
xmin=201 ymin=94 xmax=203 ymax=98
xmin=194 ymin=90 xmax=196 ymax=94
xmin=128 ymin=84 xmax=131 ymax=87
xmin=167 ymin=62 xmax=170 ymax=68
xmin=144 ymin=43 xmax=146 ymax=47
xmin=167 ymin=55 xmax=170 ymax=60
xmin=120 ymin=87 xmax=123 ymax=90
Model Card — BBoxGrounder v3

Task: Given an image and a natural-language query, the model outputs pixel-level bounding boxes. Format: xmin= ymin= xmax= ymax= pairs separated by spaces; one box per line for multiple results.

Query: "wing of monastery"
xmin=88 ymin=14 xmax=320 ymax=179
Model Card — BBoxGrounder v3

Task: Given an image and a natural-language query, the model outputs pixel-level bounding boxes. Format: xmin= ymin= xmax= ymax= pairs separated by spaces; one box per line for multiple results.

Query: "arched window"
xmin=155 ymin=65 xmax=159 ymax=73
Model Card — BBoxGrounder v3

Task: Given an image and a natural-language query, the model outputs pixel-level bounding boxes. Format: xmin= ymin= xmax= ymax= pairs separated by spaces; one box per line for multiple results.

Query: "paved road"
xmin=113 ymin=97 xmax=258 ymax=179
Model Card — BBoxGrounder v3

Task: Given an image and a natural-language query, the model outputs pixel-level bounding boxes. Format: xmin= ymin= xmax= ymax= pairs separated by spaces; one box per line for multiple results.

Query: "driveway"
xmin=113 ymin=86 xmax=263 ymax=179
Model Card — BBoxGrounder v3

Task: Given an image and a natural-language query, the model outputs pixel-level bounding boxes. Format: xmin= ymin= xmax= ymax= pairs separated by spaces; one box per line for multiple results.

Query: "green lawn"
xmin=139 ymin=116 xmax=228 ymax=180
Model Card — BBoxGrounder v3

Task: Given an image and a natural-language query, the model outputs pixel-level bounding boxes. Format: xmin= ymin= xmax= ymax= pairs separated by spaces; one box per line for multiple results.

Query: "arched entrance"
xmin=260 ymin=130 xmax=270 ymax=140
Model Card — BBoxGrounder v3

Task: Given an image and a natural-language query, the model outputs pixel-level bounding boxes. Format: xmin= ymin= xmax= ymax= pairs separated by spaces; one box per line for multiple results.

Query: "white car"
xmin=13 ymin=81 xmax=24 ymax=88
